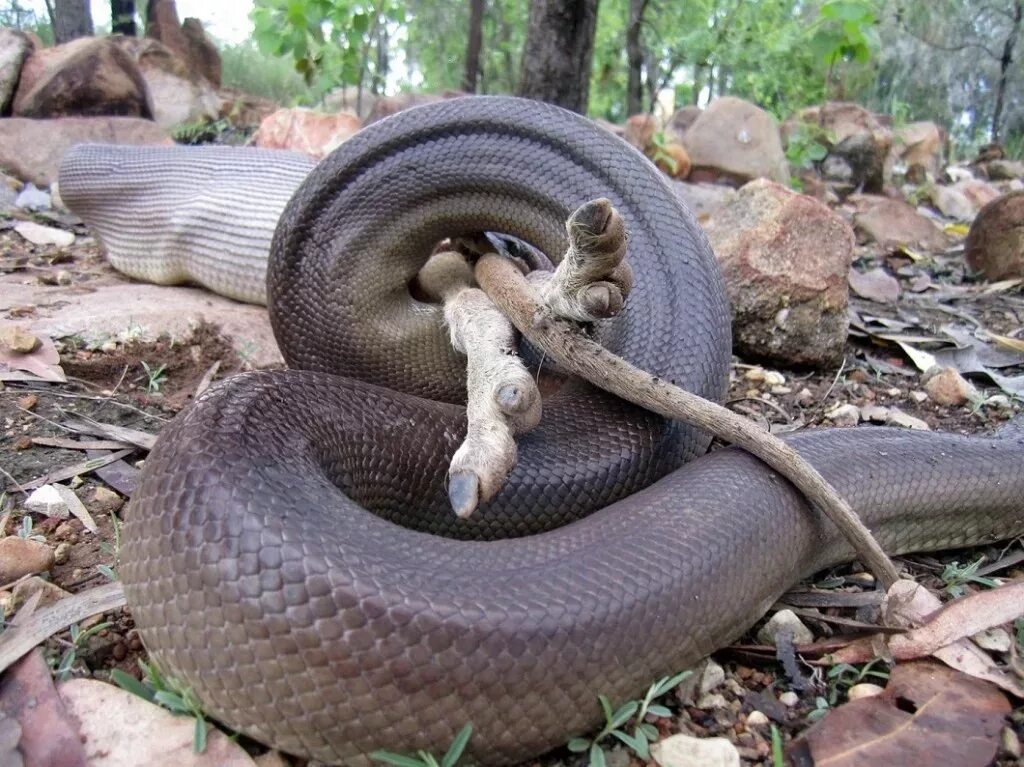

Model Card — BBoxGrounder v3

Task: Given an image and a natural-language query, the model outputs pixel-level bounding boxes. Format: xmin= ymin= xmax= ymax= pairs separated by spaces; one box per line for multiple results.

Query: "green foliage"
xmin=17 ymin=515 xmax=45 ymax=542
xmin=96 ymin=511 xmax=121 ymax=582
xmin=785 ymin=123 xmax=830 ymax=170
xmin=112 ymin=661 xmax=210 ymax=753
xmin=810 ymin=0 xmax=881 ymax=67
xmin=251 ymin=0 xmax=405 ymax=97
xmin=220 ymin=41 xmax=318 ymax=105
xmin=825 ymin=660 xmax=889 ymax=705
xmin=940 ymin=557 xmax=1000 ymax=597
xmin=140 ymin=361 xmax=168 ymax=394
xmin=172 ymin=119 xmax=231 ymax=145
xmin=52 ymin=621 xmax=114 ymax=681
xmin=567 ymin=671 xmax=690 ymax=765
xmin=370 ymin=722 xmax=473 ymax=767
xmin=771 ymin=725 xmax=785 ymax=766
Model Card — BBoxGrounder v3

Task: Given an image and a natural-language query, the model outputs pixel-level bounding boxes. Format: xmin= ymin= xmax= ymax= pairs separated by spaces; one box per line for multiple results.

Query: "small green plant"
xmin=96 ymin=511 xmax=121 ymax=582
xmin=370 ymin=722 xmax=473 ymax=767
xmin=567 ymin=671 xmax=690 ymax=765
xmin=648 ymin=131 xmax=679 ymax=176
xmin=140 ymin=361 xmax=168 ymax=394
xmin=17 ymin=515 xmax=45 ymax=543
xmin=807 ymin=695 xmax=830 ymax=722
xmin=785 ymin=123 xmax=830 ymax=171
xmin=825 ymin=660 xmax=889 ymax=704
xmin=771 ymin=724 xmax=785 ymax=766
xmin=172 ymin=118 xmax=231 ymax=146
xmin=52 ymin=621 xmax=113 ymax=681
xmin=112 ymin=661 xmax=210 ymax=753
xmin=941 ymin=557 xmax=1000 ymax=597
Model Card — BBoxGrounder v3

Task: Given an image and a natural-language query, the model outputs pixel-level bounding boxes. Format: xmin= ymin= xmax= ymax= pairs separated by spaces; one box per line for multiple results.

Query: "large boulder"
xmin=13 ymin=36 xmax=153 ymax=119
xmin=364 ymin=90 xmax=466 ymax=125
xmin=849 ymin=194 xmax=948 ymax=251
xmin=892 ymin=121 xmax=943 ymax=182
xmin=112 ymin=36 xmax=219 ymax=130
xmin=0 ymin=28 xmax=33 ymax=115
xmin=145 ymin=0 xmax=221 ymax=86
xmin=666 ymin=104 xmax=701 ymax=144
xmin=218 ymin=87 xmax=279 ymax=128
xmin=0 ymin=117 xmax=171 ymax=187
xmin=965 ymin=191 xmax=1024 ymax=280
xmin=251 ymin=107 xmax=362 ymax=160
xmin=786 ymin=102 xmax=892 ymax=192
xmin=927 ymin=178 xmax=1001 ymax=221
xmin=701 ymin=179 xmax=854 ymax=368
xmin=681 ymin=96 xmax=789 ymax=186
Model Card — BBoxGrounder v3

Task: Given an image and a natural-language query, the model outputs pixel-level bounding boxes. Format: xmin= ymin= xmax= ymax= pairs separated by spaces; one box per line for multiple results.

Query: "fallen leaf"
xmin=849 ymin=267 xmax=901 ymax=303
xmin=788 ymin=662 xmax=1009 ymax=767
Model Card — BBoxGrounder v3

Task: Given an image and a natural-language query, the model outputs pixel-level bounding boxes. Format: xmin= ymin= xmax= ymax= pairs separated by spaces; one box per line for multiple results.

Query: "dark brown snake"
xmin=59 ymin=97 xmax=1024 ymax=765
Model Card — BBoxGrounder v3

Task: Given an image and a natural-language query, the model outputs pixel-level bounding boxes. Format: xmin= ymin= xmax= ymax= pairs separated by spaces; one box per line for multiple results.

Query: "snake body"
xmin=58 ymin=97 xmax=1024 ymax=765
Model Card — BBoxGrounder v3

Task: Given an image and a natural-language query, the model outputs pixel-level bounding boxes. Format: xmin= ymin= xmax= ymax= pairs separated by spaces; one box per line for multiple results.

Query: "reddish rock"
xmin=681 ymin=96 xmax=789 ymax=186
xmin=702 ymin=179 xmax=854 ymax=368
xmin=145 ymin=0 xmax=221 ymax=86
xmin=624 ymin=113 xmax=657 ymax=151
xmin=218 ymin=87 xmax=279 ymax=128
xmin=363 ymin=90 xmax=467 ymax=125
xmin=0 ymin=28 xmax=32 ymax=114
xmin=983 ymin=159 xmax=1024 ymax=181
xmin=893 ymin=121 xmax=943 ymax=181
xmin=929 ymin=178 xmax=1001 ymax=221
xmin=849 ymin=193 xmax=948 ymax=251
xmin=0 ymin=536 xmax=54 ymax=581
xmin=13 ymin=36 xmax=153 ymax=120
xmin=923 ymin=366 xmax=977 ymax=406
xmin=181 ymin=18 xmax=222 ymax=87
xmin=113 ymin=35 xmax=219 ymax=129
xmin=0 ymin=117 xmax=171 ymax=187
xmin=787 ymin=102 xmax=892 ymax=192
xmin=666 ymin=104 xmax=702 ymax=143
xmin=965 ymin=190 xmax=1024 ymax=280
xmin=252 ymin=108 xmax=362 ymax=160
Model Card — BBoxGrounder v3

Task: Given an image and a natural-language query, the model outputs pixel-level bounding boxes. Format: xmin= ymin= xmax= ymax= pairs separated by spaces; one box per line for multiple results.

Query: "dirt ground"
xmin=1 ymin=205 xmax=1023 ymax=766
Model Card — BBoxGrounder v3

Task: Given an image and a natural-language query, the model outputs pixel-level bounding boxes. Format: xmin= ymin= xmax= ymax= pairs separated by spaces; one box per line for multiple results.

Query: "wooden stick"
xmin=475 ymin=253 xmax=901 ymax=590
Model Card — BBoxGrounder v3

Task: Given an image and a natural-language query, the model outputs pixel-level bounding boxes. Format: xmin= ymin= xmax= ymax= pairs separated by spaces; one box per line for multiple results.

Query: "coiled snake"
xmin=59 ymin=97 xmax=1024 ymax=765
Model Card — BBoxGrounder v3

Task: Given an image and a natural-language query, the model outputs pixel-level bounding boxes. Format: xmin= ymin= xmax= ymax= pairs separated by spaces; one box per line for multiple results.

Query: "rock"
xmin=702 ymin=179 xmax=853 ymax=368
xmin=756 ymin=608 xmax=814 ymax=646
xmin=893 ymin=121 xmax=943 ymax=181
xmin=25 ymin=485 xmax=70 ymax=518
xmin=964 ymin=190 xmax=1024 ymax=280
xmin=929 ymin=179 xmax=1001 ymax=221
xmin=972 ymin=627 xmax=1012 ymax=652
xmin=14 ymin=221 xmax=75 ymax=248
xmin=696 ymin=692 xmax=728 ymax=709
xmin=12 ymin=575 xmax=71 ymax=609
xmin=860 ymin=404 xmax=890 ymax=423
xmin=779 ymin=691 xmax=800 ymax=707
xmin=848 ymin=266 xmax=900 ymax=303
xmin=1004 ymin=727 xmax=1023 ymax=760
xmin=0 ymin=537 xmax=55 ymax=582
xmin=652 ymin=734 xmax=740 ymax=767
xmin=666 ymin=104 xmax=702 ymax=143
xmin=0 ymin=324 xmax=40 ymax=353
xmin=624 ymin=113 xmax=657 ymax=151
xmin=745 ymin=710 xmax=770 ymax=728
xmin=218 ymin=87 xmax=278 ymax=128
xmin=923 ymin=366 xmax=977 ymax=406
xmin=112 ymin=36 xmax=220 ymax=131
xmin=681 ymin=96 xmax=789 ymax=185
xmin=13 ymin=36 xmax=153 ymax=120
xmin=58 ymin=679 xmax=257 ymax=766
xmin=146 ymin=0 xmax=222 ymax=86
xmin=655 ymin=142 xmax=691 ymax=179
xmin=847 ymin=683 xmax=885 ymax=700
xmin=0 ymin=28 xmax=32 ymax=114
xmin=672 ymin=181 xmax=735 ymax=220
xmin=14 ymin=182 xmax=51 ymax=211
xmin=850 ymin=193 xmax=948 ymax=251
xmin=984 ymin=159 xmax=1024 ymax=181
xmin=885 ymin=408 xmax=930 ymax=430
xmin=322 ymin=84 xmax=378 ymax=120
xmin=92 ymin=486 xmax=125 ymax=514
xmin=787 ymin=102 xmax=892 ymax=192
xmin=699 ymin=658 xmax=726 ymax=694
xmin=0 ymin=172 xmax=18 ymax=212
xmin=0 ymin=116 xmax=171 ymax=187
xmin=251 ymin=108 xmax=363 ymax=160
xmin=364 ymin=90 xmax=466 ymax=125
xmin=54 ymin=541 xmax=72 ymax=565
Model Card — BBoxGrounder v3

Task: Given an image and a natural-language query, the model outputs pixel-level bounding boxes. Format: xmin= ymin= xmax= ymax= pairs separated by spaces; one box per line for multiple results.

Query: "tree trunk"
xmin=626 ymin=0 xmax=647 ymax=115
xmin=992 ymin=0 xmax=1022 ymax=142
xmin=463 ymin=0 xmax=485 ymax=93
xmin=518 ymin=0 xmax=600 ymax=114
xmin=51 ymin=0 xmax=94 ymax=43
xmin=111 ymin=0 xmax=137 ymax=35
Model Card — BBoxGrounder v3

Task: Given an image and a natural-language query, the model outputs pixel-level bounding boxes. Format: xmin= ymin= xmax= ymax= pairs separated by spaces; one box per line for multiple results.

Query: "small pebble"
xmin=756 ymin=609 xmax=814 ymax=646
xmin=1003 ymin=727 xmax=1022 ymax=759
xmin=825 ymin=403 xmax=860 ymax=427
xmin=859 ymin=404 xmax=889 ymax=423
xmin=55 ymin=270 xmax=73 ymax=286
xmin=986 ymin=394 xmax=1011 ymax=410
xmin=92 ymin=487 xmax=124 ymax=514
xmin=112 ymin=642 xmax=128 ymax=661
xmin=795 ymin=387 xmax=814 ymax=406
xmin=651 ymin=733 xmax=740 ymax=767
xmin=0 ymin=537 xmax=55 ymax=582
xmin=847 ymin=683 xmax=885 ymax=700
xmin=0 ymin=325 xmax=40 ymax=354
xmin=909 ymin=390 xmax=928 ymax=403
xmin=25 ymin=485 xmax=70 ymax=519
xmin=923 ymin=366 xmax=977 ymax=406
xmin=886 ymin=408 xmax=930 ymax=430
xmin=17 ymin=393 xmax=38 ymax=410
xmin=886 ymin=388 xmax=901 ymax=397
xmin=699 ymin=658 xmax=726 ymax=694
xmin=745 ymin=710 xmax=769 ymax=728
xmin=779 ymin=691 xmax=799 ymax=707
xmin=54 ymin=541 xmax=72 ymax=565
xmin=973 ymin=627 xmax=1012 ymax=652
xmin=696 ymin=692 xmax=729 ymax=710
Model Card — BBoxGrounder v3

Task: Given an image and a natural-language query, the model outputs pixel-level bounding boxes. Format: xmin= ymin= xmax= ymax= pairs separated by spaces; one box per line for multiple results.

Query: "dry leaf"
xmin=788 ymin=661 xmax=1009 ymax=767
xmin=849 ymin=267 xmax=901 ymax=304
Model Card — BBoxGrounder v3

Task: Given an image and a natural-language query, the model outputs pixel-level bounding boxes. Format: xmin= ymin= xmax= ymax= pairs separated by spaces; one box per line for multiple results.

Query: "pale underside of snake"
xmin=59 ymin=97 xmax=1024 ymax=765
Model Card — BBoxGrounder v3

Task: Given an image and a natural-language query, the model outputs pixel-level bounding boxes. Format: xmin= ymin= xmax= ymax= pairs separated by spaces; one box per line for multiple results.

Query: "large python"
xmin=59 ymin=97 xmax=1024 ymax=765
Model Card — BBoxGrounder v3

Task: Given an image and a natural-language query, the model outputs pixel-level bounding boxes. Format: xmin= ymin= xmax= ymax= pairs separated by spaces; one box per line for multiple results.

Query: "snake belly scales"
xmin=58 ymin=97 xmax=1024 ymax=765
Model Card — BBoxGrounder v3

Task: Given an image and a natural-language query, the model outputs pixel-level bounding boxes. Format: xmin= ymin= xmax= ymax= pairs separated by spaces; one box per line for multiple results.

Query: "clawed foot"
xmin=417 ymin=199 xmax=632 ymax=518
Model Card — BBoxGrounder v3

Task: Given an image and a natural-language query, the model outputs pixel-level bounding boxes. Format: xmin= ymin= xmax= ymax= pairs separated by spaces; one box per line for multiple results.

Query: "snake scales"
xmin=59 ymin=97 xmax=1024 ymax=765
